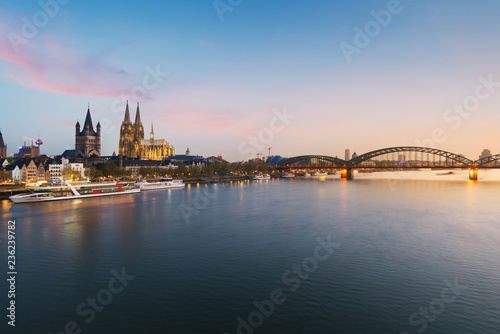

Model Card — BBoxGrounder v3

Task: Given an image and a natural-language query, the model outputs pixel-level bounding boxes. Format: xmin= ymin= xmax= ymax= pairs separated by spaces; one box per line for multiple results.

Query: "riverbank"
xmin=0 ymin=175 xmax=263 ymax=199
xmin=182 ymin=175 xmax=249 ymax=184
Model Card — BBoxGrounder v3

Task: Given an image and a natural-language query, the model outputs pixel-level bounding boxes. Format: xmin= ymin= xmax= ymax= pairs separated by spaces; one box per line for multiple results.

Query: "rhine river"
xmin=1 ymin=171 xmax=500 ymax=333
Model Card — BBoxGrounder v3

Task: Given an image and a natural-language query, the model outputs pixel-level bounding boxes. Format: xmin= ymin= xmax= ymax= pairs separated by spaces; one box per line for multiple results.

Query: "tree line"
xmin=83 ymin=161 xmax=276 ymax=179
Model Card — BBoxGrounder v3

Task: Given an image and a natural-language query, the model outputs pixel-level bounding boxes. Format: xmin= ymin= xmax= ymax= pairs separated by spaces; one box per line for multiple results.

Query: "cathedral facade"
xmin=118 ymin=102 xmax=174 ymax=160
xmin=75 ymin=108 xmax=101 ymax=158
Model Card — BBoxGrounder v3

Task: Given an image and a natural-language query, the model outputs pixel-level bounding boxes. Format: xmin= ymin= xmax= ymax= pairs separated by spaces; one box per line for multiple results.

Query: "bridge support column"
xmin=469 ymin=168 xmax=478 ymax=181
xmin=341 ymin=168 xmax=354 ymax=180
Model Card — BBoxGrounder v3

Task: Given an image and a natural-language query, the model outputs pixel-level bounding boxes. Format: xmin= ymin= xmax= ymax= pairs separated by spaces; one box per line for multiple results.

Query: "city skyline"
xmin=2 ymin=1 xmax=500 ymax=161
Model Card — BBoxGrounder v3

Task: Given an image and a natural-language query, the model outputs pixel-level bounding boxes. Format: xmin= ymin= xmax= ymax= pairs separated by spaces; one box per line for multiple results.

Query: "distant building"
xmin=352 ymin=152 xmax=358 ymax=159
xmin=479 ymin=149 xmax=492 ymax=160
xmin=345 ymin=149 xmax=350 ymax=161
xmin=206 ymin=156 xmax=228 ymax=164
xmin=46 ymin=157 xmax=85 ymax=180
xmin=35 ymin=132 xmax=43 ymax=153
xmin=0 ymin=131 xmax=6 ymax=158
xmin=118 ymin=101 xmax=175 ymax=160
xmin=20 ymin=159 xmax=45 ymax=183
xmin=164 ymin=154 xmax=205 ymax=167
xmin=119 ymin=157 xmax=174 ymax=177
xmin=75 ymin=107 xmax=101 ymax=159
xmin=266 ymin=156 xmax=285 ymax=164
xmin=16 ymin=144 xmax=39 ymax=158
xmin=5 ymin=162 xmax=22 ymax=183
xmin=186 ymin=147 xmax=190 ymax=156
xmin=61 ymin=149 xmax=76 ymax=159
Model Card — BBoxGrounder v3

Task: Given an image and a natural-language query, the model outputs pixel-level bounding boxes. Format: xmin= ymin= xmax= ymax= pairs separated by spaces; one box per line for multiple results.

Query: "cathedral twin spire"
xmin=118 ymin=101 xmax=174 ymax=159
xmin=123 ymin=100 xmax=142 ymax=125
xmin=123 ymin=101 xmax=131 ymax=124
xmin=134 ymin=102 xmax=142 ymax=126
xmin=119 ymin=101 xmax=143 ymax=157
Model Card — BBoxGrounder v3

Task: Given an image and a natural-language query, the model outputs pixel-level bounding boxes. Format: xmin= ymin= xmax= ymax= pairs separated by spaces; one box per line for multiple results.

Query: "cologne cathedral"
xmin=118 ymin=101 xmax=175 ymax=160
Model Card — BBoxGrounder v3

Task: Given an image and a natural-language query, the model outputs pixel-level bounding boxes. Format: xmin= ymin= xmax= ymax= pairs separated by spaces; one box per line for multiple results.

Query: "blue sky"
xmin=1 ymin=0 xmax=500 ymax=161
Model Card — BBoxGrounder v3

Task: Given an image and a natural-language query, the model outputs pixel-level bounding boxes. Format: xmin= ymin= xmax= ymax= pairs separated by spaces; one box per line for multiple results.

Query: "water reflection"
xmin=1 ymin=176 xmax=499 ymax=333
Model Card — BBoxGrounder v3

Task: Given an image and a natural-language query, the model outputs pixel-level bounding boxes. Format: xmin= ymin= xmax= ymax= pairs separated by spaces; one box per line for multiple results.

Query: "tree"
xmin=101 ymin=160 xmax=130 ymax=178
xmin=213 ymin=162 xmax=230 ymax=175
xmin=61 ymin=166 xmax=74 ymax=180
xmin=0 ymin=171 xmax=9 ymax=183
xmin=174 ymin=161 xmax=188 ymax=176
xmin=85 ymin=167 xmax=103 ymax=179
xmin=36 ymin=155 xmax=49 ymax=164
xmin=189 ymin=165 xmax=202 ymax=177
xmin=139 ymin=167 xmax=154 ymax=178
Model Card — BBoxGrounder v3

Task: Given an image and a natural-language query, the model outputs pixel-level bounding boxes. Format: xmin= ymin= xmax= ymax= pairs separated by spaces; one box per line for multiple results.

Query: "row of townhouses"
xmin=1 ymin=158 xmax=84 ymax=184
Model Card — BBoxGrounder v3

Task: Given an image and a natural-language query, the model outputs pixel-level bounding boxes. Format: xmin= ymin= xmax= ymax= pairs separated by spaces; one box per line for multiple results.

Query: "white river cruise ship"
xmin=9 ymin=180 xmax=140 ymax=203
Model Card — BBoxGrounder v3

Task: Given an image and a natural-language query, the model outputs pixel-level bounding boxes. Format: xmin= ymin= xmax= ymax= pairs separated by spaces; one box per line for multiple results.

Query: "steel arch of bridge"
xmin=278 ymin=147 xmax=477 ymax=168
xmin=277 ymin=155 xmax=348 ymax=167
xmin=474 ymin=154 xmax=500 ymax=167
xmin=349 ymin=146 xmax=474 ymax=167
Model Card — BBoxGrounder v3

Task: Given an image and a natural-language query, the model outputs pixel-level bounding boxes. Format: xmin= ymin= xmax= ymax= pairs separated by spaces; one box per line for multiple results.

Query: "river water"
xmin=1 ymin=171 xmax=499 ymax=333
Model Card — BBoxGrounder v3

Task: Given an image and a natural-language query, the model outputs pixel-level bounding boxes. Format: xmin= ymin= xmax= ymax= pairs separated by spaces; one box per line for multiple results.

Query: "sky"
xmin=1 ymin=0 xmax=500 ymax=162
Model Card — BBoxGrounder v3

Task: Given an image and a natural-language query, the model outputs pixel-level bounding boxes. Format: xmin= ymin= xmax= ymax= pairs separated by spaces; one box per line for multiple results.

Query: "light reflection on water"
xmin=304 ymin=168 xmax=500 ymax=182
xmin=0 ymin=176 xmax=499 ymax=333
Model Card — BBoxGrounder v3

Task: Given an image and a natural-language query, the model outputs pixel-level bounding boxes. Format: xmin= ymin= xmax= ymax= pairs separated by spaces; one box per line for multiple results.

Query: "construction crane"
xmin=248 ymin=153 xmax=263 ymax=161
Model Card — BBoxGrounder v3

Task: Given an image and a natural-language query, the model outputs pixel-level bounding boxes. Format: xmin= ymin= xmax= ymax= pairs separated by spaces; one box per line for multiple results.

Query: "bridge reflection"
xmin=276 ymin=146 xmax=500 ymax=181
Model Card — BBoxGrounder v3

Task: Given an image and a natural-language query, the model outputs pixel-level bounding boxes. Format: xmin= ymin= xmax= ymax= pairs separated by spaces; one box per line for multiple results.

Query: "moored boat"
xmin=437 ymin=171 xmax=455 ymax=176
xmin=9 ymin=180 xmax=139 ymax=203
xmin=249 ymin=174 xmax=271 ymax=180
xmin=134 ymin=177 xmax=185 ymax=191
xmin=281 ymin=172 xmax=295 ymax=178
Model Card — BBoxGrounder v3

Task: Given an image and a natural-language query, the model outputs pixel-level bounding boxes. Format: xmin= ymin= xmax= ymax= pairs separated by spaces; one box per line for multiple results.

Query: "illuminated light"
xmin=468 ymin=168 xmax=479 ymax=181
xmin=341 ymin=169 xmax=348 ymax=178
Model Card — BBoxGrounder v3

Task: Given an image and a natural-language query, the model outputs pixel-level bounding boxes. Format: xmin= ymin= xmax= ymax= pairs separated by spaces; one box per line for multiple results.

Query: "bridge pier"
xmin=341 ymin=168 xmax=354 ymax=180
xmin=469 ymin=168 xmax=479 ymax=181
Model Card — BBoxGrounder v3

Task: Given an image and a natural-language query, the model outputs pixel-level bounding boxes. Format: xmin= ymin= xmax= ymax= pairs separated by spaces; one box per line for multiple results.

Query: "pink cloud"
xmin=153 ymin=107 xmax=251 ymax=134
xmin=0 ymin=25 xmax=131 ymax=97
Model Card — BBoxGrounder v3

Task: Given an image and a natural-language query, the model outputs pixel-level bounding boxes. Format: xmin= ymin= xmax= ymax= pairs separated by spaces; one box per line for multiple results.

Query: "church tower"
xmin=134 ymin=102 xmax=144 ymax=142
xmin=75 ymin=107 xmax=101 ymax=159
xmin=132 ymin=102 xmax=145 ymax=157
xmin=150 ymin=122 xmax=155 ymax=142
xmin=118 ymin=101 xmax=135 ymax=157
xmin=0 ymin=130 xmax=6 ymax=158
